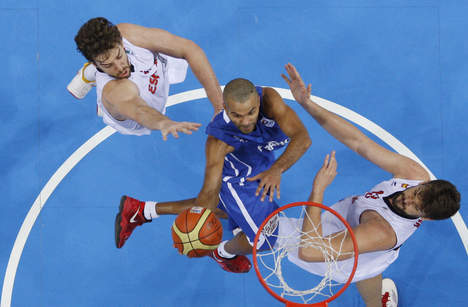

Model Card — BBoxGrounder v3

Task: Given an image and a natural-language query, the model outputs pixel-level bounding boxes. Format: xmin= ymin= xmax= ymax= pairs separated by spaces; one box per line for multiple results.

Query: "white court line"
xmin=2 ymin=88 xmax=467 ymax=307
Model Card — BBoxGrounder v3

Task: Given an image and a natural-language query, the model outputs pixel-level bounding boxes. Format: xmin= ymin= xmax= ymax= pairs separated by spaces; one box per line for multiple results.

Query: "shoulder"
xmin=207 ymin=111 xmax=227 ymax=127
xmin=102 ymin=78 xmax=140 ymax=104
xmin=117 ymin=23 xmax=150 ymax=38
xmin=116 ymin=23 xmax=143 ymax=43
xmin=116 ymin=23 xmax=166 ymax=50
xmin=261 ymin=87 xmax=288 ymax=119
xmin=205 ymin=135 xmax=234 ymax=157
xmin=357 ymin=210 xmax=397 ymax=250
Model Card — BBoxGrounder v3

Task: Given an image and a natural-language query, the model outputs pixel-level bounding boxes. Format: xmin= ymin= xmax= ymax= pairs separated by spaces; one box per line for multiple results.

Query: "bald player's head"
xmin=223 ymin=78 xmax=260 ymax=134
xmin=223 ymin=78 xmax=257 ymax=106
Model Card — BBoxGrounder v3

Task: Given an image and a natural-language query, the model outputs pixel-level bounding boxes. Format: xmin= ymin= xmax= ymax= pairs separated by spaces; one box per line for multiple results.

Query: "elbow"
xmin=297 ymin=133 xmax=312 ymax=153
xmin=304 ymin=136 xmax=312 ymax=151
xmin=183 ymin=39 xmax=204 ymax=60
xmin=297 ymin=247 xmax=321 ymax=262
xmin=298 ymin=247 xmax=308 ymax=261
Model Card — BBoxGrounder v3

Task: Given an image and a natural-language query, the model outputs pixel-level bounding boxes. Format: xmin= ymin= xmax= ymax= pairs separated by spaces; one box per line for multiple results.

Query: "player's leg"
xmin=156 ymin=198 xmax=227 ymax=219
xmin=221 ymin=181 xmax=279 ymax=254
xmin=224 ymin=231 xmax=252 ymax=255
xmin=210 ymin=230 xmax=253 ymax=273
xmin=210 ymin=221 xmax=277 ymax=273
xmin=356 ymin=274 xmax=382 ymax=307
xmin=356 ymin=274 xmax=398 ymax=307
xmin=208 ymin=181 xmax=278 ymax=273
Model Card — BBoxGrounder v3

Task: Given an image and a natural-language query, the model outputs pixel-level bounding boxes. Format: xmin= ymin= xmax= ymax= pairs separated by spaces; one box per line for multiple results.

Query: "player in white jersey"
xmin=281 ymin=63 xmax=460 ymax=307
xmin=69 ymin=17 xmax=223 ymax=137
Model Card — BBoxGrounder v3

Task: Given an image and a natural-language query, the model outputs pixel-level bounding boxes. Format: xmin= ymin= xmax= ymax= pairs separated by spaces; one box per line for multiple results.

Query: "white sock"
xmin=217 ymin=240 xmax=235 ymax=259
xmin=144 ymin=201 xmax=159 ymax=220
xmin=83 ymin=63 xmax=97 ymax=82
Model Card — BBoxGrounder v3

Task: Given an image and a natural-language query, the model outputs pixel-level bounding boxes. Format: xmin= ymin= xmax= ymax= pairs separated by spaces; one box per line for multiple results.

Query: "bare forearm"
xmin=300 ymin=98 xmax=365 ymax=152
xmin=185 ymin=43 xmax=223 ymax=111
xmin=298 ymin=203 xmax=324 ymax=262
xmin=135 ymin=105 xmax=172 ymax=130
xmin=271 ymin=134 xmax=311 ymax=173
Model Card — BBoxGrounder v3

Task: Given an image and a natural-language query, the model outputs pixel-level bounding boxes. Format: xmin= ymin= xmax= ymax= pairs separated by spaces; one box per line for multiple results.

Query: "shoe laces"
xmin=382 ymin=292 xmax=390 ymax=306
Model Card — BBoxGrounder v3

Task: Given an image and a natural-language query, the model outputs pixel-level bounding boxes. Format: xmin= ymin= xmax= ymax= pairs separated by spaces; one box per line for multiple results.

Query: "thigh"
xmin=219 ymin=181 xmax=279 ymax=248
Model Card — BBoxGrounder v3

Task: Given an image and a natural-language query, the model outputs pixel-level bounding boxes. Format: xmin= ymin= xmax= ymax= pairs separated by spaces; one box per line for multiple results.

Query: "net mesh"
xmin=255 ymin=204 xmax=356 ymax=305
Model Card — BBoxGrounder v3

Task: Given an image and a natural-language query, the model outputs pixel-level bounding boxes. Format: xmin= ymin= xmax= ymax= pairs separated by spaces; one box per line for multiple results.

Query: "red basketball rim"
xmin=252 ymin=201 xmax=359 ymax=307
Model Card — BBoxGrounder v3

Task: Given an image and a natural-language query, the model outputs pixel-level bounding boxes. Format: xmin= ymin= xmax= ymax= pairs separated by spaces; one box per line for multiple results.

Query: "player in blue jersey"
xmin=115 ymin=77 xmax=312 ymax=273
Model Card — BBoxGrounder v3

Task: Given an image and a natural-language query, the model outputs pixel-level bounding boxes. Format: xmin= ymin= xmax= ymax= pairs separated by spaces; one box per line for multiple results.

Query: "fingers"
xmin=182 ymin=122 xmax=202 ymax=131
xmin=170 ymin=130 xmax=180 ymax=139
xmin=258 ymin=181 xmax=279 ymax=202
xmin=281 ymin=73 xmax=290 ymax=84
xmin=246 ymin=174 xmax=259 ymax=182
xmin=323 ymin=153 xmax=330 ymax=167
xmin=329 ymin=150 xmax=337 ymax=171
xmin=321 ymin=151 xmax=337 ymax=178
xmin=161 ymin=122 xmax=201 ymax=140
xmin=285 ymin=63 xmax=299 ymax=79
xmin=161 ymin=130 xmax=168 ymax=141
xmin=254 ymin=177 xmax=280 ymax=202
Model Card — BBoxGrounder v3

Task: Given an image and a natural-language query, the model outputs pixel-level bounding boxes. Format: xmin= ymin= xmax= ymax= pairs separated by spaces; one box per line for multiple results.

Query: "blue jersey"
xmin=206 ymin=87 xmax=290 ymax=185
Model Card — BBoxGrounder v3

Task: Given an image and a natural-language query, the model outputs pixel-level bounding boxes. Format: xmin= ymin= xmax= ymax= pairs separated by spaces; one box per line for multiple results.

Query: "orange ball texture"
xmin=171 ymin=207 xmax=223 ymax=258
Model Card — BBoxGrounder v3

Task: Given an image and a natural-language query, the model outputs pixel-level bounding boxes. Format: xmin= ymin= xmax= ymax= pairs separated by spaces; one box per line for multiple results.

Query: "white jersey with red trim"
xmin=280 ymin=178 xmax=424 ymax=282
xmin=96 ymin=37 xmax=188 ymax=135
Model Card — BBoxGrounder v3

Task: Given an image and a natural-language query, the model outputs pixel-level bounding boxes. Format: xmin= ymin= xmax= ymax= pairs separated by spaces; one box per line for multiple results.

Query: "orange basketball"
xmin=171 ymin=207 xmax=223 ymax=258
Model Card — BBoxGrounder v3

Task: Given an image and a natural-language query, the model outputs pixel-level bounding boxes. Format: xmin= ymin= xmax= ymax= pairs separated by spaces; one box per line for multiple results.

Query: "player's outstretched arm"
xmin=195 ymin=136 xmax=234 ymax=209
xmin=282 ymin=63 xmax=429 ymax=181
xmin=117 ymin=23 xmax=223 ymax=114
xmin=102 ymin=78 xmax=201 ymax=140
xmin=299 ymin=151 xmax=397 ymax=262
xmin=247 ymin=87 xmax=312 ymax=202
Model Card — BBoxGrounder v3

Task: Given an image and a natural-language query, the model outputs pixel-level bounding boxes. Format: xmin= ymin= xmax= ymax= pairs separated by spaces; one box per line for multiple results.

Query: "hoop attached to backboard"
xmin=252 ymin=201 xmax=359 ymax=307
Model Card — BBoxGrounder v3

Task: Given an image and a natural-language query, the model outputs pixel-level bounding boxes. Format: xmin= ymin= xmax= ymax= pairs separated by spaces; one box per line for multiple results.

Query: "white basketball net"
xmin=255 ymin=205 xmax=356 ymax=305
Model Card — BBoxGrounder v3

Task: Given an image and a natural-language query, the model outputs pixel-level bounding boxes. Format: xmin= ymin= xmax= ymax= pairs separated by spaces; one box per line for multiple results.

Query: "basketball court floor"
xmin=1 ymin=0 xmax=467 ymax=306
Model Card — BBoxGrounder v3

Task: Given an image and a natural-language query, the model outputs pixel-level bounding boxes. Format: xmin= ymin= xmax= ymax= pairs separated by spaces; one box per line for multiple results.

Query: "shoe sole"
xmin=66 ymin=87 xmax=84 ymax=99
xmin=114 ymin=196 xmax=127 ymax=248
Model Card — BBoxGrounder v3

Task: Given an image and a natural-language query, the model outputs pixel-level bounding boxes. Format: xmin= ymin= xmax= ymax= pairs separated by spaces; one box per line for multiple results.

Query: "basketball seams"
xmin=171 ymin=208 xmax=223 ymax=257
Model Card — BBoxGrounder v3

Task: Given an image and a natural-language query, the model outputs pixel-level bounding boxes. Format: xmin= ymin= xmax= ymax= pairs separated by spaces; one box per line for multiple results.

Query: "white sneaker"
xmin=382 ymin=278 xmax=398 ymax=307
xmin=67 ymin=62 xmax=96 ymax=99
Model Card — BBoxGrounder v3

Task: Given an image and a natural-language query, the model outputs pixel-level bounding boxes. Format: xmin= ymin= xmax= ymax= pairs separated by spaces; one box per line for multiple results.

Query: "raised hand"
xmin=281 ymin=63 xmax=312 ymax=105
xmin=160 ymin=120 xmax=202 ymax=141
xmin=313 ymin=151 xmax=338 ymax=193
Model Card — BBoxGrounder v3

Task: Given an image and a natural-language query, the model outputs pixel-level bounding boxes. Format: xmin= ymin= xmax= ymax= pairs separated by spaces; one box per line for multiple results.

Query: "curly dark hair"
xmin=74 ymin=17 xmax=122 ymax=62
xmin=419 ymin=179 xmax=460 ymax=220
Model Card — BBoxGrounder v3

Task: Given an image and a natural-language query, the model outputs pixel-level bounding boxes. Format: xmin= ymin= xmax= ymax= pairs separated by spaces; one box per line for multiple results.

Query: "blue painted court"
xmin=1 ymin=0 xmax=467 ymax=306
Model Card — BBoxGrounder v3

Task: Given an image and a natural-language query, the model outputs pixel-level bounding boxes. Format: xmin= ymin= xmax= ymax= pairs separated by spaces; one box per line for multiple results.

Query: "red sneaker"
xmin=115 ymin=196 xmax=150 ymax=248
xmin=209 ymin=249 xmax=252 ymax=273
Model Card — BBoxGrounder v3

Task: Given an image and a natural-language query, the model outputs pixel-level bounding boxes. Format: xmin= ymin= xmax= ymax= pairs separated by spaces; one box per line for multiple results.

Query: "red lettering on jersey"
xmin=148 ymin=73 xmax=160 ymax=94
xmin=413 ymin=218 xmax=423 ymax=228
xmin=364 ymin=191 xmax=384 ymax=199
